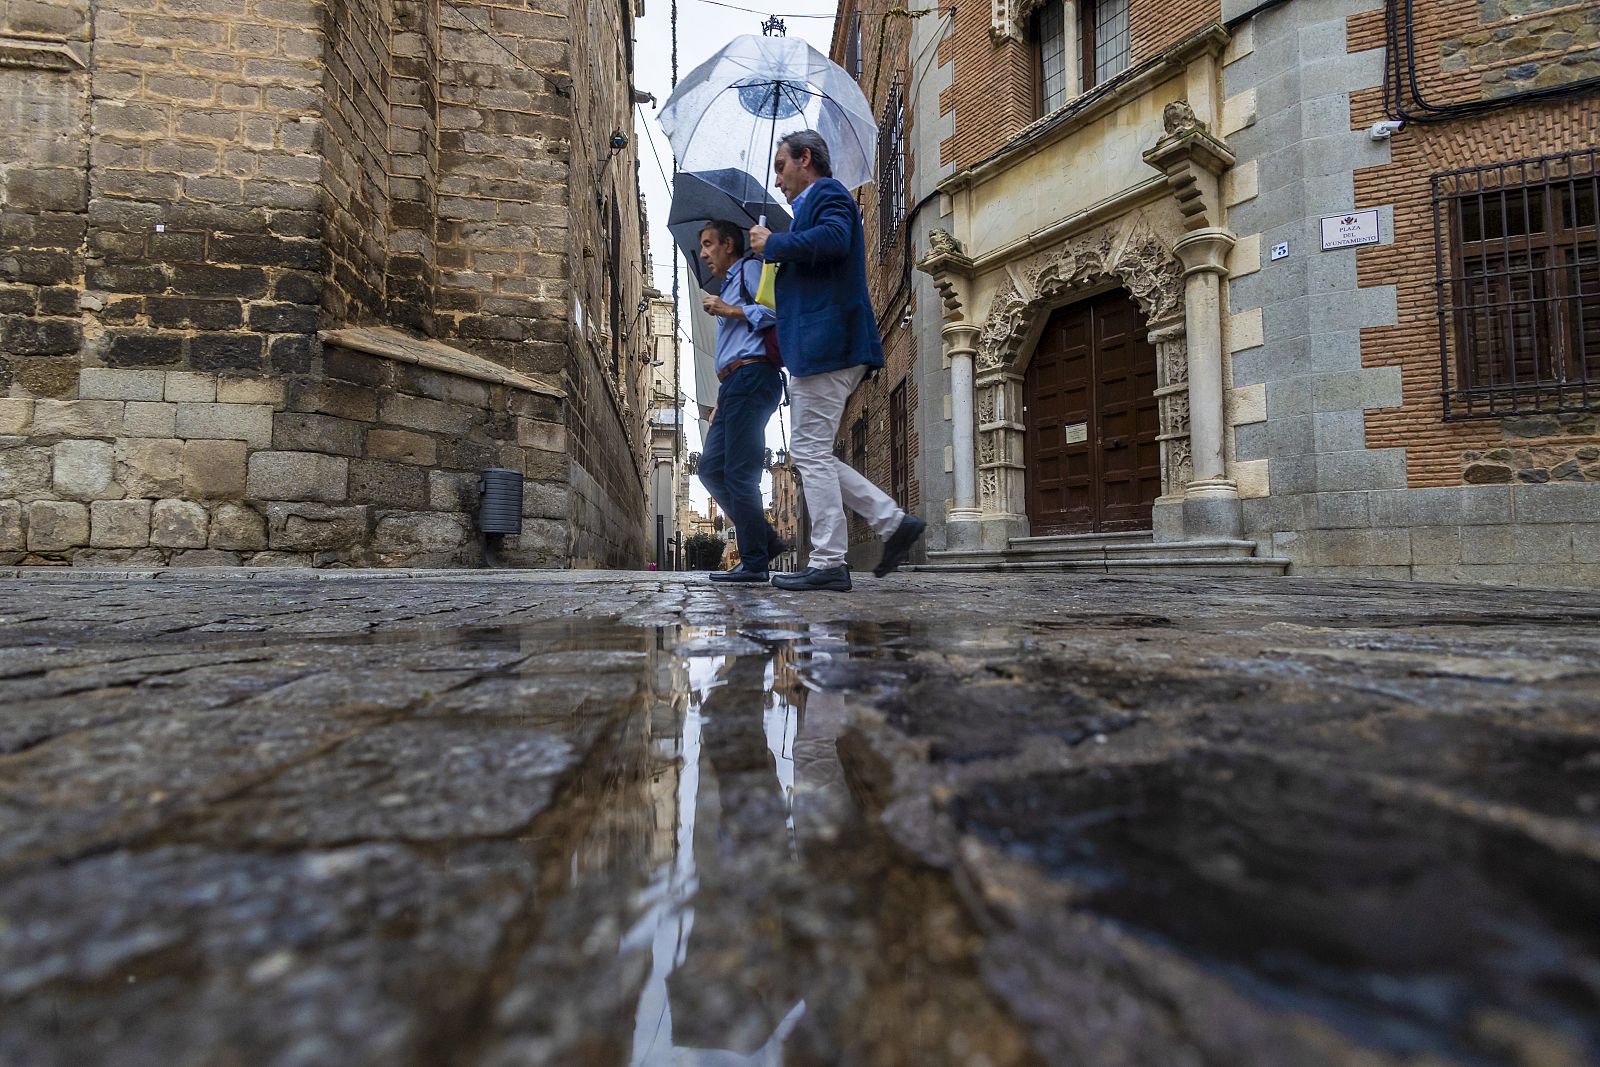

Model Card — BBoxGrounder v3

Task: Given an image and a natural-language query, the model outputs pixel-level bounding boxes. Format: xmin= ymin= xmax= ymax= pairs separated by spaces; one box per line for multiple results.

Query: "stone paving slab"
xmin=0 ymin=570 xmax=1597 ymax=1066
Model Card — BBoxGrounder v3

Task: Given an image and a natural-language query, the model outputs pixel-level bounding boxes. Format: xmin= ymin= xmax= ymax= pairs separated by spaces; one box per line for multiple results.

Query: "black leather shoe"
xmin=770 ymin=566 xmax=852 ymax=592
xmin=873 ymin=514 xmax=926 ymax=577
xmin=765 ymin=533 xmax=789 ymax=560
xmin=710 ymin=568 xmax=769 ymax=583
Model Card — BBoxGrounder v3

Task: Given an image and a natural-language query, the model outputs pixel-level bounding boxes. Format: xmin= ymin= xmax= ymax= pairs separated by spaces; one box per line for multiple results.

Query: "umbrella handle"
xmin=758 ymin=214 xmax=767 ymax=227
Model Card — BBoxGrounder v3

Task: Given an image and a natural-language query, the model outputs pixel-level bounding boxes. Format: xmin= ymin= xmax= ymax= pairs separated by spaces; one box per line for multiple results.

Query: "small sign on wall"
xmin=1320 ymin=209 xmax=1381 ymax=251
xmin=1063 ymin=422 xmax=1089 ymax=445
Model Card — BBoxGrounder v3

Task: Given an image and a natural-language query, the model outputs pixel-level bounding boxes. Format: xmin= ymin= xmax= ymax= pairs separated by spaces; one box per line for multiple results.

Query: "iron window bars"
xmin=878 ymin=74 xmax=905 ymax=259
xmin=1435 ymin=147 xmax=1600 ymax=419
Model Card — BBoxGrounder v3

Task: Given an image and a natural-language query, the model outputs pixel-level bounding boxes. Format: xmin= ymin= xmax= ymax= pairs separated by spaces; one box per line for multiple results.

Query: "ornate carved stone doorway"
xmin=973 ymin=225 xmax=1191 ymax=535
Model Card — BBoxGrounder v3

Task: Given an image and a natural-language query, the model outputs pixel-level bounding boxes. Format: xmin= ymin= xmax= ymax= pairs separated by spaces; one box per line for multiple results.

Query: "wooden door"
xmin=1024 ymin=289 xmax=1160 ymax=534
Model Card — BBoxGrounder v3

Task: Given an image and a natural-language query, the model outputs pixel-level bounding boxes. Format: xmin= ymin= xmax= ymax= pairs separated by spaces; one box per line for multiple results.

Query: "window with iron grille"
xmin=1080 ymin=0 xmax=1129 ymax=91
xmin=878 ymin=75 xmax=905 ymax=258
xmin=844 ymin=12 xmax=863 ymax=81
xmin=889 ymin=379 xmax=909 ymax=507
xmin=851 ymin=412 xmax=868 ymax=474
xmin=1436 ymin=148 xmax=1600 ymax=419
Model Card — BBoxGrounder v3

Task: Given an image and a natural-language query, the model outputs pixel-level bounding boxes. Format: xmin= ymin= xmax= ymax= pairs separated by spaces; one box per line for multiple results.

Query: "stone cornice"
xmin=0 ymin=35 xmax=87 ymax=71
xmin=321 ymin=327 xmax=567 ymax=399
xmin=938 ymin=23 xmax=1230 ymax=196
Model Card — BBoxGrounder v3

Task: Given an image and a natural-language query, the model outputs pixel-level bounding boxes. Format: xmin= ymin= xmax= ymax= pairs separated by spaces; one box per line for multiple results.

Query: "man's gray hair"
xmin=778 ymin=130 xmax=832 ymax=178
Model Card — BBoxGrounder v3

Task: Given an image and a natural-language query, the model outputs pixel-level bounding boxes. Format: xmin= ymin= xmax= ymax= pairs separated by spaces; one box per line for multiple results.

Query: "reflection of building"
xmin=768 ymin=450 xmax=807 ymax=572
xmin=841 ymin=0 xmax=1600 ymax=587
xmin=647 ymin=297 xmax=686 ymax=569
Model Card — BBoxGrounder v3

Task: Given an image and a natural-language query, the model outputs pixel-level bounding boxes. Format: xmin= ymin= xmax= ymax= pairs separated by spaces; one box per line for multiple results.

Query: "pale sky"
xmin=630 ymin=1 xmax=839 ymax=510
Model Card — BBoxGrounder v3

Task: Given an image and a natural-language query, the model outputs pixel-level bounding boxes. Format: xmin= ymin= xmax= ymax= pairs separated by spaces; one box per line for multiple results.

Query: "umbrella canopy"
xmin=658 ymin=34 xmax=878 ymax=200
xmin=668 ymin=169 xmax=792 ymax=295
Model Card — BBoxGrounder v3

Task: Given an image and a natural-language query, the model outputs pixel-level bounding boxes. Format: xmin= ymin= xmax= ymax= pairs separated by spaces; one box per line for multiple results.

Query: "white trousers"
xmin=788 ymin=365 xmax=904 ymax=569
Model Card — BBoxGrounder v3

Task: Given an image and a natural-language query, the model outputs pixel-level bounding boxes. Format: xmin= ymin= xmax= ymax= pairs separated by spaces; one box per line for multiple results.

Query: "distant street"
xmin=1 ymin=570 xmax=1597 ymax=1067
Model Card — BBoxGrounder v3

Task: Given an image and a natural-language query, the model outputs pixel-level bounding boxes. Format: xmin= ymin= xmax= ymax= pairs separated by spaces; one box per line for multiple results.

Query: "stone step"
xmin=929 ymin=537 xmax=1265 ymax=563
xmin=905 ymin=556 xmax=1292 ymax=577
xmin=1008 ymin=536 xmax=1261 ymax=560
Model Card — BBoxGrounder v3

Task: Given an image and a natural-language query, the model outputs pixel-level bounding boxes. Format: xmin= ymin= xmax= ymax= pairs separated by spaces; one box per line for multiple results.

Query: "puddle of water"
xmin=410 ymin=618 xmax=1028 ymax=1067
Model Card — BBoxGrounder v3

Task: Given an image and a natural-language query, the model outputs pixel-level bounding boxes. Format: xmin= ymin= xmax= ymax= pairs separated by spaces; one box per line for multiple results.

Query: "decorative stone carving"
xmin=978 ymin=390 xmax=997 ymax=426
xmin=927 ymin=229 xmax=963 ymax=257
xmin=1162 ymin=100 xmax=1206 ymax=137
xmin=918 ymin=229 xmax=975 ymax=321
xmin=1118 ymin=231 xmax=1185 ymax=326
xmin=1159 ymin=333 xmax=1190 ymax=386
xmin=977 ymin=280 xmax=1026 ymax=371
xmin=1144 ymin=97 xmax=1236 ymax=234
xmin=1029 ymin=234 xmax=1115 ymax=301
xmin=980 ymin=470 xmax=1000 ymax=511
xmin=990 ymin=0 xmax=1047 ymax=40
xmin=976 ymin=229 xmax=1184 ymax=371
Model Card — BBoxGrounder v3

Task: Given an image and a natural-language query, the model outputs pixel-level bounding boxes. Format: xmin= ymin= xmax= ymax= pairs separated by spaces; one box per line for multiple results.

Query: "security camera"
xmin=1368 ymin=120 xmax=1404 ymax=141
xmin=900 ymin=314 xmax=913 ymax=326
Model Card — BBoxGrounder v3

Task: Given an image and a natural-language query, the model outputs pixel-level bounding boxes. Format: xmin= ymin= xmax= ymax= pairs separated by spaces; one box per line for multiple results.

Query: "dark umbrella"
xmin=668 ymin=168 xmax=791 ymax=294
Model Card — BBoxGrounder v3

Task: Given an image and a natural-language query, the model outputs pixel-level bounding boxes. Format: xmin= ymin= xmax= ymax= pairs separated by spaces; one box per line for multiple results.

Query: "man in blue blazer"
xmin=749 ymin=130 xmax=924 ymax=591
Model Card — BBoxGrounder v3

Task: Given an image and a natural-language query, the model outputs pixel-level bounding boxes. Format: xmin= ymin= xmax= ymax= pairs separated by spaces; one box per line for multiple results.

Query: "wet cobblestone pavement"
xmin=1 ymin=569 xmax=1598 ymax=1067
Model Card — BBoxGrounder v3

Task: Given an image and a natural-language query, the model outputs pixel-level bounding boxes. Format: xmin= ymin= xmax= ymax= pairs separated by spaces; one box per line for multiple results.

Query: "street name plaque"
xmin=1320 ymin=209 xmax=1381 ymax=251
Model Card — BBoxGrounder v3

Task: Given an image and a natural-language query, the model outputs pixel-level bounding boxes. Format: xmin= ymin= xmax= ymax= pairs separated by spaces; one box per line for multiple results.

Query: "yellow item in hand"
xmin=755 ymin=262 xmax=778 ymax=310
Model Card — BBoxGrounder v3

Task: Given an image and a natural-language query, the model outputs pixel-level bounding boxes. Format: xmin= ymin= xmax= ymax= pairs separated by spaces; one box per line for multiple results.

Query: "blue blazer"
xmin=761 ymin=178 xmax=885 ymax=379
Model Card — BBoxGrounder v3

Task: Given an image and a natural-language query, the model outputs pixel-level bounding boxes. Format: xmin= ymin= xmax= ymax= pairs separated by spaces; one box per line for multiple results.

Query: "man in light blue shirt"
xmin=695 ymin=219 xmax=785 ymax=582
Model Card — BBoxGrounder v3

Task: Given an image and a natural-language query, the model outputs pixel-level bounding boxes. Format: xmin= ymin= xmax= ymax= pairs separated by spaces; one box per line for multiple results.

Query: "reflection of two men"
xmin=638 ymin=643 xmax=851 ymax=1063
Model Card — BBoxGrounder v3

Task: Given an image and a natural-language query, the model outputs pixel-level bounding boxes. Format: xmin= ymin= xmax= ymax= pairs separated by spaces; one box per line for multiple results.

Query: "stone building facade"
xmin=885 ymin=0 xmax=1599 ymax=586
xmin=0 ymin=0 xmax=653 ymax=568
xmin=645 ymin=293 xmax=684 ymax=568
xmin=830 ymin=6 xmax=924 ymax=569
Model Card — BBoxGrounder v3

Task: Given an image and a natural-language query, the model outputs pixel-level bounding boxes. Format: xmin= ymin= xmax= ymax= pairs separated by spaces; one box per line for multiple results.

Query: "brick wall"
xmin=938 ymin=0 xmax=1035 ymax=169
xmin=938 ymin=0 xmax=1223 ymax=169
xmin=835 ymin=0 xmax=923 ymax=551
xmin=1131 ymin=0 xmax=1220 ymax=65
xmin=87 ymin=0 xmax=326 ymax=381
xmin=1347 ymin=0 xmax=1600 ymax=486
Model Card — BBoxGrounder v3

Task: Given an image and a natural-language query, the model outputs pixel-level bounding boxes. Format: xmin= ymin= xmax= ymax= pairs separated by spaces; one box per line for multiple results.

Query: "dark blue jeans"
xmin=698 ymin=361 xmax=783 ymax=572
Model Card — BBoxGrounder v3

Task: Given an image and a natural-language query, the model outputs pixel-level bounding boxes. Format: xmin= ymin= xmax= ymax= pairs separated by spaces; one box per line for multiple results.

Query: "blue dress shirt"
xmin=713 ymin=256 xmax=776 ymax=374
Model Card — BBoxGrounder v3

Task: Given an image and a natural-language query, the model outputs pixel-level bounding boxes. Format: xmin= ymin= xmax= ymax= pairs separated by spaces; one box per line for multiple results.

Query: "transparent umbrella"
xmin=658 ymin=33 xmax=878 ymax=206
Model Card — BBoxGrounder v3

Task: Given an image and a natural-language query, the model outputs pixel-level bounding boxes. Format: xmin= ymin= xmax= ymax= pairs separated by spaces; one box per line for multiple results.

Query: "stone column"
xmin=943 ymin=322 xmax=982 ymax=551
xmin=1145 ymin=100 xmax=1241 ymax=543
xmin=1173 ymin=228 xmax=1242 ymax=539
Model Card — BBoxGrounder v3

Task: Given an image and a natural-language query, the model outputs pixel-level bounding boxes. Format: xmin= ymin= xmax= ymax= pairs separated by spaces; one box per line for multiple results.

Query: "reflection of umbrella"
xmin=669 ymin=169 xmax=792 ymax=295
xmin=658 ymin=34 xmax=877 ymax=206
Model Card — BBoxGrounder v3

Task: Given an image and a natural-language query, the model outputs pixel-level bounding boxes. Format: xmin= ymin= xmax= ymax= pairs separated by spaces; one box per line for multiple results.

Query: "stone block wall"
xmin=0 ymin=0 xmax=91 ymax=398
xmin=322 ymin=0 xmax=391 ymax=325
xmin=87 ymin=0 xmax=326 ymax=381
xmin=1 ymin=0 xmax=652 ymax=570
xmin=0 ymin=338 xmax=572 ymax=567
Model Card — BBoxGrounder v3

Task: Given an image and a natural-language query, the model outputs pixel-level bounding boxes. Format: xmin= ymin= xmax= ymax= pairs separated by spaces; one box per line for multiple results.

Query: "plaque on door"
xmin=1062 ymin=422 xmax=1089 ymax=445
